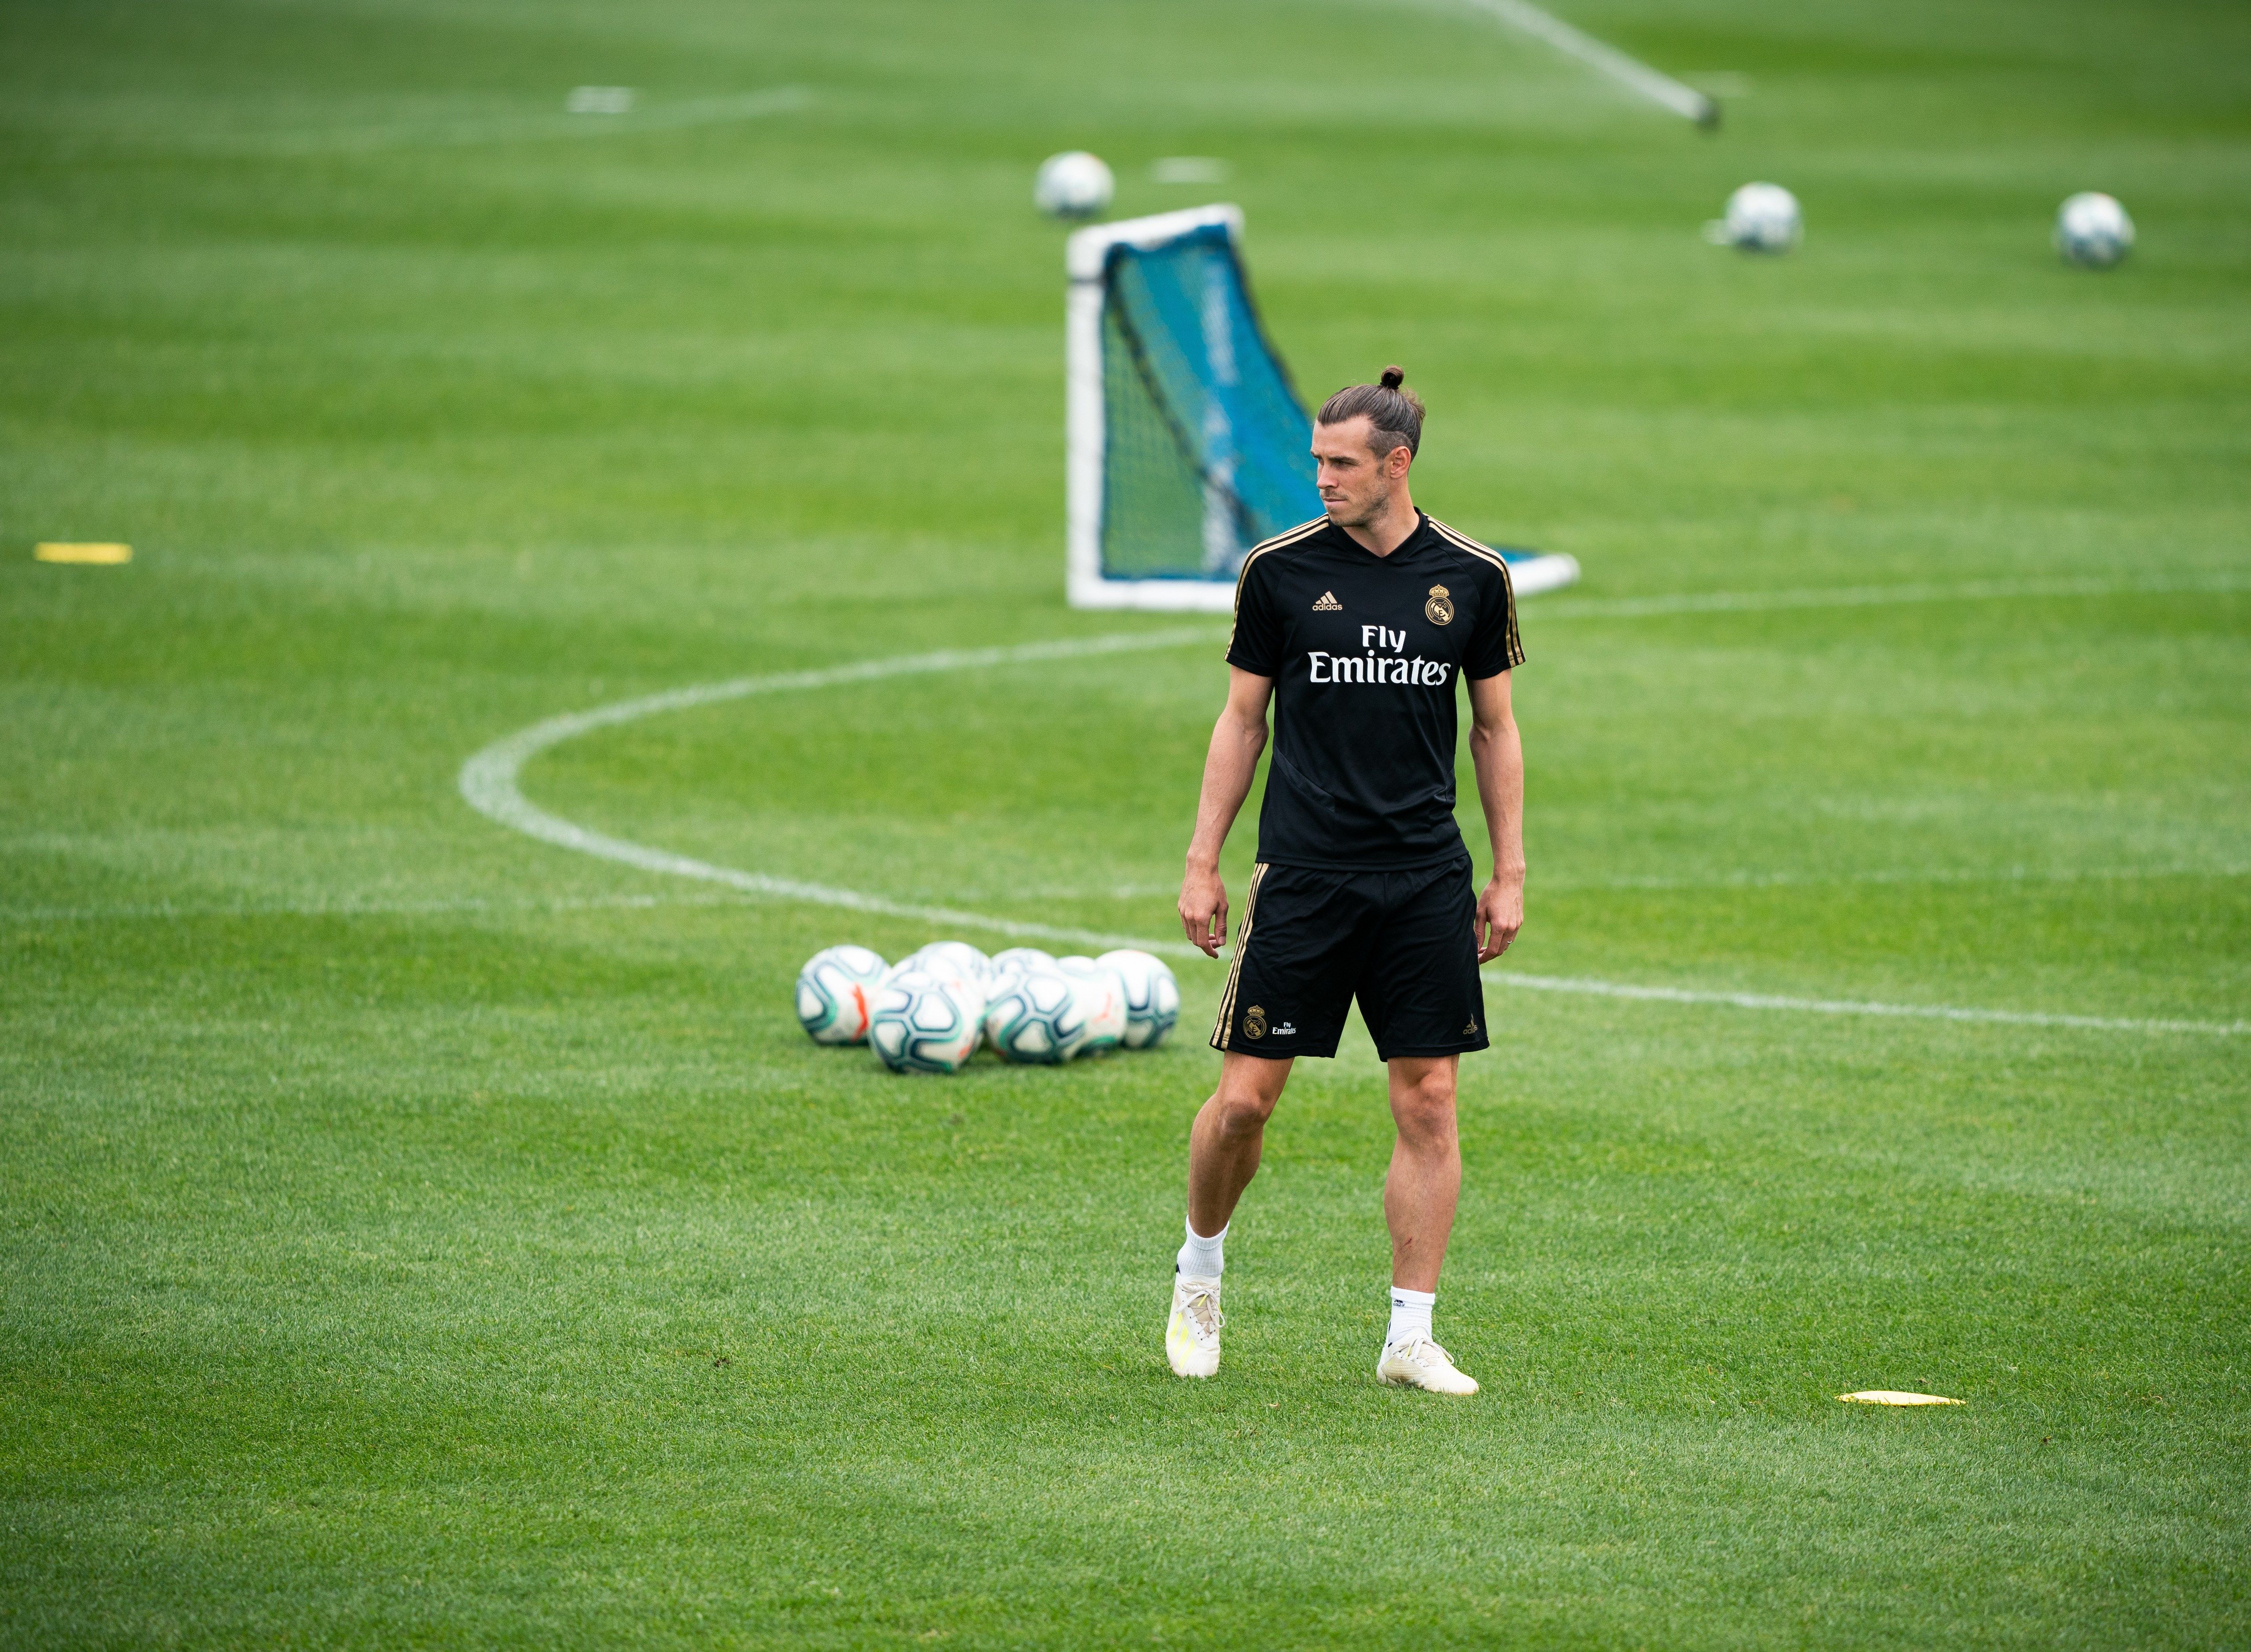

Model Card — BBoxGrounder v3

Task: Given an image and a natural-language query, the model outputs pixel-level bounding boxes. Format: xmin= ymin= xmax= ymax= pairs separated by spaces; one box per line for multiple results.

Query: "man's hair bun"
xmin=1316 ymin=366 xmax=1427 ymax=458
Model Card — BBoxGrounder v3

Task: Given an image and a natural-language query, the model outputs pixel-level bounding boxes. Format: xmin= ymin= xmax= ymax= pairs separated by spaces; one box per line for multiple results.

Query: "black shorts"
xmin=1210 ymin=858 xmax=1491 ymax=1062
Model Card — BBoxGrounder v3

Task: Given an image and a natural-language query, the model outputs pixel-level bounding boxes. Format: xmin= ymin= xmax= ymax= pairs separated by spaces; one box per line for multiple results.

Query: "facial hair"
xmin=1326 ymin=476 xmax=1392 ymax=530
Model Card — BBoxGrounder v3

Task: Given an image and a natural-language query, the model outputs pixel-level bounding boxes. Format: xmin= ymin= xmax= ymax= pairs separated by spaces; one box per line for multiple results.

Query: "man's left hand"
xmin=1476 ymin=876 xmax=1524 ymax=963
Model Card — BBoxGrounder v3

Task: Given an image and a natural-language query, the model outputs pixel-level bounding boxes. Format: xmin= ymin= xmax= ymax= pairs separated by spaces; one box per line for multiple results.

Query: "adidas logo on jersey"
xmin=1312 ymin=591 xmax=1342 ymax=611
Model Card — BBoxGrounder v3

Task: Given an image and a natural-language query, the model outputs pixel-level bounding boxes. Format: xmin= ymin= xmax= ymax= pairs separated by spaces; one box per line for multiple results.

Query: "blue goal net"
xmin=1097 ymin=219 xmax=1318 ymax=581
xmin=1065 ymin=206 xmax=1577 ymax=610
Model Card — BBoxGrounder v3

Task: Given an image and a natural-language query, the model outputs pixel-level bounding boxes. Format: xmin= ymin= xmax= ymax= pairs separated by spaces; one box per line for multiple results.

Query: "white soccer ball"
xmin=983 ymin=967 xmax=1090 ymax=1064
xmin=898 ymin=941 xmax=989 ymax=1032
xmin=1034 ymin=151 xmax=1114 ymax=220
xmin=868 ymin=970 xmax=980 ymax=1075
xmin=794 ymin=944 xmax=888 ymax=1045
xmin=1711 ymin=182 xmax=1801 ymax=253
xmin=1096 ymin=949 xmax=1181 ymax=1049
xmin=989 ymin=947 xmax=1058 ymax=985
xmin=1057 ymin=956 xmax=1129 ymax=1054
xmin=906 ymin=941 xmax=992 ymax=991
xmin=2055 ymin=192 xmax=2134 ymax=268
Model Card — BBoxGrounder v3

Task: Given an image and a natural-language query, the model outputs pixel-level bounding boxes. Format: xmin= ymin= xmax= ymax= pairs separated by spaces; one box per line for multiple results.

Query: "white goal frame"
xmin=1066 ymin=204 xmax=1247 ymax=612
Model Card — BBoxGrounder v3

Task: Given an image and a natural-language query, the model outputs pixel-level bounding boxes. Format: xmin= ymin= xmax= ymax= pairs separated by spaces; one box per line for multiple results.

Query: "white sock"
xmin=1178 ymin=1218 xmax=1226 ymax=1280
xmin=1387 ymin=1286 xmax=1435 ymax=1346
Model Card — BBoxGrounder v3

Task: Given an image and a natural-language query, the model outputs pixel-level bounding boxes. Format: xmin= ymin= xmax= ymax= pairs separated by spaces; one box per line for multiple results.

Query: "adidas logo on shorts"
xmin=1312 ymin=591 xmax=1342 ymax=611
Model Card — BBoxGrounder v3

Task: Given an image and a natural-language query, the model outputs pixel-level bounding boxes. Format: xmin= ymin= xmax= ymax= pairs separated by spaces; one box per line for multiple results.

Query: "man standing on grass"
xmin=1169 ymin=366 xmax=1526 ymax=1395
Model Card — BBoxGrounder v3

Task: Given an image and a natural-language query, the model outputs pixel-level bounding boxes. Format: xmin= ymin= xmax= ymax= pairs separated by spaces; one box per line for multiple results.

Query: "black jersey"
xmin=1224 ymin=511 xmax=1524 ymax=870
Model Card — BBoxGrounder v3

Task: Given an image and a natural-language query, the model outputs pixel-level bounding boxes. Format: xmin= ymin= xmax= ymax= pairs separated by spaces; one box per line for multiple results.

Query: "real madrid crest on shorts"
xmin=1244 ymin=1005 xmax=1267 ymax=1039
xmin=1425 ymin=584 xmax=1454 ymax=626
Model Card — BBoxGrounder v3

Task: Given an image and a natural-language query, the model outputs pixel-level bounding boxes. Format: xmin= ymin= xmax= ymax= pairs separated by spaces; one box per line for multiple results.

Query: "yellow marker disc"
xmin=35 ymin=543 xmax=132 ymax=565
xmin=1839 ymin=1390 xmax=1962 ymax=1406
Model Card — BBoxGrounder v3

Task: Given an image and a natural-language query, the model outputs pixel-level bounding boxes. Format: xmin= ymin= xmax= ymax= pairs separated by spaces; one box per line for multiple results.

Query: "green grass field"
xmin=4 ymin=0 xmax=2249 ymax=1644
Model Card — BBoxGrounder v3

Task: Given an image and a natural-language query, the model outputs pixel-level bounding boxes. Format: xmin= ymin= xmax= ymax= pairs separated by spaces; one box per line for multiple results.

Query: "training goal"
xmin=1065 ymin=204 xmax=1579 ymax=611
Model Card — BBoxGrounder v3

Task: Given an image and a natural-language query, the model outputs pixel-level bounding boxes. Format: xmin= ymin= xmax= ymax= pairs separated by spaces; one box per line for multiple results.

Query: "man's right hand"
xmin=1178 ymin=668 xmax=1271 ymax=961
xmin=1180 ymin=864 xmax=1230 ymax=958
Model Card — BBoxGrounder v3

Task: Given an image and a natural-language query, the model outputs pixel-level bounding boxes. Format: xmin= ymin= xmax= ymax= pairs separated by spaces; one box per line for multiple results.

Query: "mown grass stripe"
xmin=1543 ymin=571 xmax=2251 ymax=620
xmin=458 ymin=627 xmax=2245 ymax=1036
xmin=1492 ymin=972 xmax=2247 ymax=1038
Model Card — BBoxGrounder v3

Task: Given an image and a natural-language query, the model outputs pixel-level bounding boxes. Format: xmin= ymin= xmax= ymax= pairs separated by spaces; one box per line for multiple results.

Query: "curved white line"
xmin=459 ymin=629 xmax=1227 ymax=959
xmin=458 ymin=628 xmax=2246 ymax=1038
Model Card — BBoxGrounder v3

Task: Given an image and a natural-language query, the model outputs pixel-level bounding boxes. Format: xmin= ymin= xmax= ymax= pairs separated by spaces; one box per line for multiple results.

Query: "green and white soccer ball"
xmin=1056 ymin=956 xmax=1129 ymax=1054
xmin=983 ymin=966 xmax=1089 ymax=1064
xmin=869 ymin=970 xmax=981 ymax=1074
xmin=1096 ymin=948 xmax=1180 ymax=1049
xmin=2055 ymin=192 xmax=2134 ymax=268
xmin=794 ymin=944 xmax=888 ymax=1045
xmin=1034 ymin=151 xmax=1113 ymax=220
xmin=898 ymin=942 xmax=989 ymax=1043
xmin=907 ymin=940 xmax=990 ymax=984
xmin=1707 ymin=182 xmax=1800 ymax=253
xmin=989 ymin=947 xmax=1058 ymax=984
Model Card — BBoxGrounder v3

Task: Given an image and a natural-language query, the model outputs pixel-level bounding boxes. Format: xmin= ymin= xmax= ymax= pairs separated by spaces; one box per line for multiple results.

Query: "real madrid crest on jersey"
xmin=1425 ymin=584 xmax=1454 ymax=626
xmin=1244 ymin=1005 xmax=1267 ymax=1039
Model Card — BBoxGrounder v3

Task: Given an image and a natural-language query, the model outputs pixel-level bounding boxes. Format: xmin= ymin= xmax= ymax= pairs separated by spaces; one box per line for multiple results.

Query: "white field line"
xmin=1542 ymin=571 xmax=2251 ymax=620
xmin=453 ymin=621 xmax=2247 ymax=1038
xmin=1546 ymin=862 xmax=2251 ymax=893
xmin=1498 ymin=973 xmax=2249 ymax=1038
xmin=0 ymin=892 xmax=767 ymax=924
xmin=1458 ymin=0 xmax=1717 ymax=125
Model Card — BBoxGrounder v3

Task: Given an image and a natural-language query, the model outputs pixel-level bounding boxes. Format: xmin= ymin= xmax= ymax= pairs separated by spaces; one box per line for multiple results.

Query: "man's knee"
xmin=1210 ymin=1056 xmax=1288 ymax=1136
xmin=1208 ymin=1094 xmax=1274 ymax=1141
xmin=1390 ymin=1061 xmax=1458 ymax=1142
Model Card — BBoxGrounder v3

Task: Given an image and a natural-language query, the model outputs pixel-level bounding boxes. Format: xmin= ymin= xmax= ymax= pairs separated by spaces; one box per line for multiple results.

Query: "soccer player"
xmin=1167 ymin=366 xmax=1525 ymax=1395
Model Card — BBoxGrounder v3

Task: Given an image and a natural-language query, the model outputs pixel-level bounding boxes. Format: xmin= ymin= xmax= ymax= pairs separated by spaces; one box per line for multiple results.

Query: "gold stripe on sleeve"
xmin=1225 ymin=517 xmax=1329 ymax=656
xmin=1427 ymin=518 xmax=1524 ymax=670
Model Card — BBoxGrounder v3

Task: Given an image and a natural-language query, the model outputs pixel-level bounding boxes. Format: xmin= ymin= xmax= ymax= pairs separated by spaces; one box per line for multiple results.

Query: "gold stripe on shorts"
xmin=1209 ymin=862 xmax=1270 ymax=1049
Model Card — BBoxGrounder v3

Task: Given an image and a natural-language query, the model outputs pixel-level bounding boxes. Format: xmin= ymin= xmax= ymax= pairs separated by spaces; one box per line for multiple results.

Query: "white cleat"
xmin=1166 ymin=1273 xmax=1223 ymax=1378
xmin=1377 ymin=1336 xmax=1480 ymax=1396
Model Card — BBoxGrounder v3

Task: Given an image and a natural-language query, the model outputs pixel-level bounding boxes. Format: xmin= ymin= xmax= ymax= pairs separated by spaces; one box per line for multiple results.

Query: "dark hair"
xmin=1316 ymin=365 xmax=1425 ymax=458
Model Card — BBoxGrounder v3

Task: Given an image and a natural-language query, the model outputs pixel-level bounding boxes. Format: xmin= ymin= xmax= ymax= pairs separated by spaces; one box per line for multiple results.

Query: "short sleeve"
xmin=1464 ymin=557 xmax=1524 ymax=679
xmin=1224 ymin=553 xmax=1285 ymax=677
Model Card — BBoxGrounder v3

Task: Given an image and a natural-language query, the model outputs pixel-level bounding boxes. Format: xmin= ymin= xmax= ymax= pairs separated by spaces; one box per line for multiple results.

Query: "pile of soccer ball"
xmin=795 ymin=941 xmax=1181 ymax=1075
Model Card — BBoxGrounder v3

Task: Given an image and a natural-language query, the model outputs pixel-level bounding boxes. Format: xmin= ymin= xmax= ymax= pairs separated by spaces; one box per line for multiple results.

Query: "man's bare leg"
xmin=1369 ymin=1054 xmax=1476 ymax=1387
xmin=1376 ymin=1054 xmax=1475 ymax=1391
xmin=1166 ymin=1053 xmax=1293 ymax=1377
xmin=1187 ymin=1052 xmax=1294 ymax=1237
xmin=1383 ymin=1054 xmax=1461 ymax=1291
